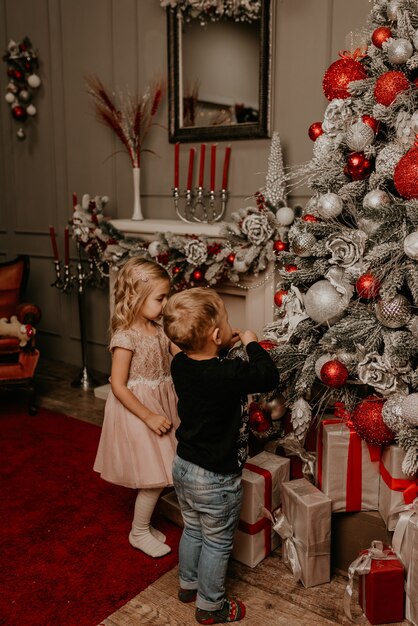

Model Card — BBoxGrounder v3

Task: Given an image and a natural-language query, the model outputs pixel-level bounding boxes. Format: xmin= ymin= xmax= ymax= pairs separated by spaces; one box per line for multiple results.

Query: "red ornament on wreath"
xmin=308 ymin=122 xmax=323 ymax=141
xmin=172 ymin=265 xmax=182 ymax=275
xmin=351 ymin=396 xmax=395 ymax=445
xmin=226 ymin=252 xmax=236 ymax=265
xmin=273 ymin=240 xmax=289 ymax=253
xmin=371 ymin=26 xmax=392 ymax=48
xmin=274 ymin=289 xmax=288 ymax=307
xmin=345 ymin=152 xmax=373 ymax=180
xmin=394 ymin=141 xmax=418 ymax=199
xmin=302 ymin=214 xmax=318 ymax=222
xmin=191 ymin=268 xmax=203 ymax=282
xmin=11 ymin=105 xmax=27 ymax=121
xmin=320 ymin=360 xmax=349 ymax=388
xmin=362 ymin=114 xmax=380 ymax=135
xmin=285 ymin=264 xmax=298 ymax=272
xmin=374 ymin=71 xmax=410 ymax=106
xmin=249 ymin=402 xmax=272 ymax=433
xmin=356 ymin=273 xmax=381 ymax=299
xmin=322 ymin=53 xmax=368 ymax=101
xmin=258 ymin=339 xmax=277 ymax=351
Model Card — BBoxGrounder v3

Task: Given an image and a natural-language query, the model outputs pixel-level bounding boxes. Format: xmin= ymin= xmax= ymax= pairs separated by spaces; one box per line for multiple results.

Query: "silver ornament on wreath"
xmin=363 ymin=189 xmax=391 ymax=211
xmin=404 ymin=232 xmax=418 ymax=260
xmin=387 ymin=38 xmax=413 ymax=64
xmin=291 ymin=231 xmax=317 ymax=257
xmin=317 ymin=193 xmax=343 ymax=219
xmin=346 ymin=120 xmax=375 ymax=152
xmin=399 ymin=393 xmax=418 ymax=426
xmin=382 ymin=394 xmax=405 ymax=432
xmin=375 ymin=294 xmax=412 ymax=328
xmin=276 ymin=206 xmax=295 ymax=226
xmin=304 ymin=280 xmax=347 ymax=326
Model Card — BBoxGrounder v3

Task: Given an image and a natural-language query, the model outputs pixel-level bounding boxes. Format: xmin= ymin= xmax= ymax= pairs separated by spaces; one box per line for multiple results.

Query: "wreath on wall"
xmin=159 ymin=0 xmax=261 ymax=24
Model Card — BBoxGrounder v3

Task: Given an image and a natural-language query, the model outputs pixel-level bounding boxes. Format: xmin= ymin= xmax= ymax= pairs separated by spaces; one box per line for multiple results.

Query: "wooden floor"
xmin=31 ymin=359 xmax=407 ymax=626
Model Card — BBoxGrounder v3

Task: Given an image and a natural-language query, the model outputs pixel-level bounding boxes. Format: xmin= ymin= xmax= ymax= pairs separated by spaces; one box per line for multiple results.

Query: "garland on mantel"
xmin=159 ymin=0 xmax=261 ymax=24
xmin=71 ymin=132 xmax=294 ymax=290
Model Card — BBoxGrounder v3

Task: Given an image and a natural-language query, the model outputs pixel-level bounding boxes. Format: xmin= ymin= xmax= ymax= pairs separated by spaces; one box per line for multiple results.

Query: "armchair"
xmin=0 ymin=255 xmax=42 ymax=414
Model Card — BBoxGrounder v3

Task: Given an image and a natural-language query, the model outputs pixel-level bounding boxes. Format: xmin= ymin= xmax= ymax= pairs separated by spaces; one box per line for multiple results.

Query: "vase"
xmin=131 ymin=166 xmax=143 ymax=220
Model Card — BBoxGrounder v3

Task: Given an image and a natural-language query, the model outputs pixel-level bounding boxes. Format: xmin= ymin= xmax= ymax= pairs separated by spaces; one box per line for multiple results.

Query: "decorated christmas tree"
xmin=258 ymin=0 xmax=418 ymax=476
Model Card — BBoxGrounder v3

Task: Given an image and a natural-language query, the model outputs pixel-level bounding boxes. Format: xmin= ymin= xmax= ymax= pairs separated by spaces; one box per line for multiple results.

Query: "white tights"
xmin=129 ymin=487 xmax=171 ymax=558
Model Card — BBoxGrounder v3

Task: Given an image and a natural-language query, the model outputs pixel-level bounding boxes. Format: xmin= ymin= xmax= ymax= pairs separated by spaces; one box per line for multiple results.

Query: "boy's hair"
xmin=163 ymin=287 xmax=225 ymax=351
xmin=111 ymin=257 xmax=170 ymax=334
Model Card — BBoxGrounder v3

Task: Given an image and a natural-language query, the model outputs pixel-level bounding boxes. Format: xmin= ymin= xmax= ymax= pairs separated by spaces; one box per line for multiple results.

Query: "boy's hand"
xmin=144 ymin=412 xmax=172 ymax=436
xmin=229 ymin=329 xmax=241 ymax=348
xmin=239 ymin=330 xmax=258 ymax=345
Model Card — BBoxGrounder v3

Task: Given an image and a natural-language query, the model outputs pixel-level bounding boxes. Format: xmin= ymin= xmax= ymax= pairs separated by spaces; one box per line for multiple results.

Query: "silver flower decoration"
xmin=241 ymin=212 xmax=274 ymax=246
xmin=322 ymin=98 xmax=354 ymax=138
xmin=357 ymin=351 xmax=410 ymax=396
xmin=326 ymin=230 xmax=366 ymax=271
xmin=184 ymin=239 xmax=208 ymax=265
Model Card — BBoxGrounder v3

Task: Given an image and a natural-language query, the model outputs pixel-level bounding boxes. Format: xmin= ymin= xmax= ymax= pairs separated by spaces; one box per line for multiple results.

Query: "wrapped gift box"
xmin=317 ymin=419 xmax=380 ymax=512
xmin=392 ymin=498 xmax=418 ymax=625
xmin=378 ymin=444 xmax=418 ymax=530
xmin=231 ymin=451 xmax=290 ymax=568
xmin=406 ymin=521 xmax=418 ymax=626
xmin=279 ymin=477 xmax=331 ymax=587
xmin=158 ymin=489 xmax=184 ymax=528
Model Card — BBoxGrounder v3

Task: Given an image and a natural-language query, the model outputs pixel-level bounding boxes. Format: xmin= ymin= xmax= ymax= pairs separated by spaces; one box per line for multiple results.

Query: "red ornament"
xmin=302 ymin=214 xmax=318 ymax=222
xmin=13 ymin=69 xmax=23 ymax=81
xmin=249 ymin=402 xmax=272 ymax=433
xmin=274 ymin=289 xmax=288 ymax=307
xmin=191 ymin=268 xmax=203 ymax=282
xmin=356 ymin=273 xmax=381 ymax=299
xmin=285 ymin=264 xmax=298 ymax=272
xmin=374 ymin=71 xmax=410 ymax=106
xmin=394 ymin=146 xmax=418 ymax=199
xmin=207 ymin=243 xmax=222 ymax=256
xmin=25 ymin=325 xmax=34 ymax=338
xmin=345 ymin=151 xmax=373 ymax=180
xmin=258 ymin=339 xmax=277 ymax=351
xmin=362 ymin=114 xmax=380 ymax=134
xmin=371 ymin=26 xmax=392 ymax=48
xmin=308 ymin=122 xmax=323 ymax=141
xmin=323 ymin=57 xmax=367 ymax=101
xmin=11 ymin=105 xmax=27 ymax=121
xmin=273 ymin=240 xmax=289 ymax=253
xmin=157 ymin=252 xmax=170 ymax=265
xmin=226 ymin=252 xmax=236 ymax=265
xmin=320 ymin=360 xmax=349 ymax=388
xmin=172 ymin=265 xmax=182 ymax=275
xmin=351 ymin=396 xmax=395 ymax=445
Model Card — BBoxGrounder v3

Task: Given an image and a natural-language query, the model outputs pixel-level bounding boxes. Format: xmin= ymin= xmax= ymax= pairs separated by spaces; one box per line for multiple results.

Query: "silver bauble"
xmin=404 ymin=231 xmax=418 ymax=260
xmin=335 ymin=350 xmax=356 ymax=366
xmin=27 ymin=74 xmax=41 ymax=88
xmin=18 ymin=89 xmax=31 ymax=103
xmin=26 ymin=104 xmax=37 ymax=116
xmin=387 ymin=0 xmax=401 ymax=20
xmin=304 ymin=280 xmax=346 ymax=325
xmin=317 ymin=193 xmax=343 ymax=219
xmin=400 ymin=393 xmax=418 ymax=426
xmin=375 ymin=294 xmax=412 ymax=328
xmin=363 ymin=189 xmax=391 ymax=211
xmin=276 ymin=206 xmax=295 ymax=226
xmin=409 ymin=316 xmax=418 ymax=339
xmin=411 ymin=111 xmax=418 ymax=134
xmin=291 ymin=232 xmax=317 ymax=257
xmin=382 ymin=394 xmax=405 ymax=432
xmin=346 ymin=120 xmax=375 ymax=152
xmin=413 ymin=29 xmax=418 ymax=51
xmin=314 ymin=354 xmax=334 ymax=378
xmin=387 ymin=38 xmax=413 ymax=64
xmin=5 ymin=92 xmax=15 ymax=104
xmin=16 ymin=127 xmax=26 ymax=140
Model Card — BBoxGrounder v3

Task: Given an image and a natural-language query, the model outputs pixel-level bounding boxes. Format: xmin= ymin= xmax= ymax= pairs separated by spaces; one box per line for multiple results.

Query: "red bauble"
xmin=191 ymin=268 xmax=203 ymax=282
xmin=258 ymin=339 xmax=277 ymax=351
xmin=172 ymin=265 xmax=182 ymax=275
xmin=308 ymin=122 xmax=323 ymax=141
xmin=226 ymin=252 xmax=236 ymax=264
xmin=351 ymin=396 xmax=395 ymax=445
xmin=362 ymin=114 xmax=380 ymax=135
xmin=25 ymin=325 xmax=34 ymax=338
xmin=13 ymin=69 xmax=23 ymax=81
xmin=394 ymin=148 xmax=418 ymax=199
xmin=273 ymin=240 xmax=289 ymax=253
xmin=345 ymin=152 xmax=373 ymax=180
xmin=356 ymin=273 xmax=381 ymax=299
xmin=11 ymin=105 xmax=27 ymax=121
xmin=249 ymin=402 xmax=272 ymax=433
xmin=274 ymin=289 xmax=288 ymax=307
xmin=371 ymin=26 xmax=392 ymax=48
xmin=285 ymin=264 xmax=298 ymax=272
xmin=323 ymin=57 xmax=368 ymax=101
xmin=157 ymin=252 xmax=169 ymax=265
xmin=302 ymin=214 xmax=318 ymax=222
xmin=320 ymin=360 xmax=349 ymax=388
xmin=374 ymin=71 xmax=410 ymax=106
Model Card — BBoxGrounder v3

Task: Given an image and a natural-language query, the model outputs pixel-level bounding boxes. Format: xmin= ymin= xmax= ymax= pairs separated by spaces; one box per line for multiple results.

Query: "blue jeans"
xmin=172 ymin=454 xmax=243 ymax=611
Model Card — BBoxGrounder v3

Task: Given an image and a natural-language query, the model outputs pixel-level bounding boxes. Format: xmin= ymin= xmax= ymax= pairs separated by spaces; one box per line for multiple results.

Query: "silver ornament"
xmin=411 ymin=111 xmax=418 ymax=134
xmin=363 ymin=189 xmax=391 ymax=211
xmin=291 ymin=232 xmax=316 ymax=257
xmin=16 ymin=128 xmax=26 ymax=140
xmin=387 ymin=0 xmax=401 ymax=20
xmin=26 ymin=104 xmax=37 ymax=116
xmin=400 ymin=393 xmax=418 ymax=426
xmin=317 ymin=193 xmax=343 ymax=219
xmin=314 ymin=354 xmax=334 ymax=378
xmin=27 ymin=74 xmax=41 ymax=88
xmin=413 ymin=29 xmax=418 ymax=51
xmin=276 ymin=206 xmax=295 ymax=226
xmin=375 ymin=294 xmax=412 ymax=328
xmin=387 ymin=38 xmax=413 ymax=64
xmin=261 ymin=393 xmax=287 ymax=420
xmin=404 ymin=231 xmax=418 ymax=260
xmin=18 ymin=89 xmax=31 ymax=103
xmin=346 ymin=120 xmax=375 ymax=152
xmin=304 ymin=280 xmax=346 ymax=326
xmin=409 ymin=316 xmax=418 ymax=338
xmin=382 ymin=394 xmax=405 ymax=431
xmin=5 ymin=92 xmax=15 ymax=104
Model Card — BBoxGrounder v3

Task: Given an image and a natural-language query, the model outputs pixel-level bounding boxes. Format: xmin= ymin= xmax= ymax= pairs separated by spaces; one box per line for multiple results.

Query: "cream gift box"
xmin=378 ymin=444 xmax=418 ymax=530
xmin=231 ymin=451 xmax=290 ymax=568
xmin=277 ymin=477 xmax=332 ymax=587
xmin=392 ymin=498 xmax=418 ymax=624
xmin=405 ymin=521 xmax=418 ymax=626
xmin=317 ymin=419 xmax=380 ymax=512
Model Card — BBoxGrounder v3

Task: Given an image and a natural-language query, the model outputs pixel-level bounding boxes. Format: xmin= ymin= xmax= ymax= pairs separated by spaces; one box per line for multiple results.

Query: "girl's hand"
xmin=144 ymin=412 xmax=172 ymax=436
xmin=239 ymin=329 xmax=258 ymax=345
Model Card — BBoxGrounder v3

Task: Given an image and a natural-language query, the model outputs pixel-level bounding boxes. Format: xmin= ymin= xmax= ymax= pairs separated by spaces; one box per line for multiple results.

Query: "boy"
xmin=163 ymin=287 xmax=279 ymax=624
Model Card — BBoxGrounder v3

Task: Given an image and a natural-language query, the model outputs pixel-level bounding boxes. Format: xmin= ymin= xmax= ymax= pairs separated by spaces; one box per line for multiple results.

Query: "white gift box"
xmin=378 ymin=444 xmax=418 ymax=530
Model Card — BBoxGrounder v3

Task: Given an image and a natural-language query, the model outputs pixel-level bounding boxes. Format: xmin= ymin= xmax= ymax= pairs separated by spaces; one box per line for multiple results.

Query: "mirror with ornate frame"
xmin=167 ymin=0 xmax=272 ymax=143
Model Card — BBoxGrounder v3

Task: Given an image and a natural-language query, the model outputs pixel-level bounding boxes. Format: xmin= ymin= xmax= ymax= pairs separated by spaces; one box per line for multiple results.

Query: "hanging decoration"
xmin=3 ymin=37 xmax=40 ymax=140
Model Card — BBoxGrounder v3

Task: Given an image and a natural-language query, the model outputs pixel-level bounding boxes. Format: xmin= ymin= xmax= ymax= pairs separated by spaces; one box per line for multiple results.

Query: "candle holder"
xmin=173 ymin=186 xmax=228 ymax=224
xmin=51 ymin=242 xmax=107 ymax=390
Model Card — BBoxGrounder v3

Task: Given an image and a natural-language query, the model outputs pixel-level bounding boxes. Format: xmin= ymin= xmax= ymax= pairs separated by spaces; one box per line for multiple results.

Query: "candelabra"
xmin=173 ymin=186 xmax=228 ymax=224
xmin=51 ymin=243 xmax=107 ymax=390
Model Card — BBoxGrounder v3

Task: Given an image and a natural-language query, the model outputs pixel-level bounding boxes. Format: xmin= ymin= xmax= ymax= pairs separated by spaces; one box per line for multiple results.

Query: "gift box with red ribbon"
xmin=392 ymin=498 xmax=418 ymax=624
xmin=344 ymin=540 xmax=404 ymax=625
xmin=317 ymin=418 xmax=381 ymax=512
xmin=231 ymin=451 xmax=290 ymax=568
xmin=378 ymin=444 xmax=418 ymax=530
xmin=405 ymin=521 xmax=418 ymax=625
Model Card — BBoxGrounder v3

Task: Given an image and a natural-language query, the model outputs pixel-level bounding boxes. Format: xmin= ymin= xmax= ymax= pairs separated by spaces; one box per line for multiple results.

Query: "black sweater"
xmin=171 ymin=341 xmax=280 ymax=474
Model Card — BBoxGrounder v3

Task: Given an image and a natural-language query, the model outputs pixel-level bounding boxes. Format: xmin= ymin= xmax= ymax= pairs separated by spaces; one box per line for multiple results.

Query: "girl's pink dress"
xmin=93 ymin=324 xmax=179 ymax=489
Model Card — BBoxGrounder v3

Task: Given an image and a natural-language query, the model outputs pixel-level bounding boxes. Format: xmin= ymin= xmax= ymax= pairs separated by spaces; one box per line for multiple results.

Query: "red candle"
xmin=210 ymin=144 xmax=216 ymax=192
xmin=174 ymin=142 xmax=180 ymax=189
xmin=198 ymin=143 xmax=206 ymax=188
xmin=222 ymin=145 xmax=231 ymax=190
xmin=72 ymin=192 xmax=78 ymax=208
xmin=187 ymin=148 xmax=195 ymax=191
xmin=49 ymin=225 xmax=59 ymax=262
xmin=64 ymin=226 xmax=70 ymax=266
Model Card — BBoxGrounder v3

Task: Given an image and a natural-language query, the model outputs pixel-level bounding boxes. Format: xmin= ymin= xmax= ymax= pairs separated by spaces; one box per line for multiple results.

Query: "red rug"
xmin=0 ymin=404 xmax=181 ymax=626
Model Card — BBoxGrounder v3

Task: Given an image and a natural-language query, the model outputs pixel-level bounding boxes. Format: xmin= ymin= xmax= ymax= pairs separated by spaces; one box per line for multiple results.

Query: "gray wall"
xmin=0 ymin=0 xmax=370 ymax=374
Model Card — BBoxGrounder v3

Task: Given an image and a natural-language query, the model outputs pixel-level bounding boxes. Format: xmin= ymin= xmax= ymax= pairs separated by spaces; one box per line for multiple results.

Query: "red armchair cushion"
xmin=0 ymin=258 xmax=27 ymax=319
xmin=0 ymin=337 xmax=20 ymax=354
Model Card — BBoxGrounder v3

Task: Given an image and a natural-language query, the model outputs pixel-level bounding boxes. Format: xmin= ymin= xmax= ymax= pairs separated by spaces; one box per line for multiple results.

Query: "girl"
xmin=94 ymin=257 xmax=180 ymax=558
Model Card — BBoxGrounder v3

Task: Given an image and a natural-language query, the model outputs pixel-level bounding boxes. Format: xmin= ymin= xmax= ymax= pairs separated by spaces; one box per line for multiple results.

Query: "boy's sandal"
xmin=178 ymin=588 xmax=197 ymax=603
xmin=195 ymin=598 xmax=246 ymax=624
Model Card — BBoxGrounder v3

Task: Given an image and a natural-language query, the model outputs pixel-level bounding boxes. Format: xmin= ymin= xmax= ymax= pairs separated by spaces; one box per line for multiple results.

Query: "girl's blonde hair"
xmin=111 ymin=257 xmax=170 ymax=334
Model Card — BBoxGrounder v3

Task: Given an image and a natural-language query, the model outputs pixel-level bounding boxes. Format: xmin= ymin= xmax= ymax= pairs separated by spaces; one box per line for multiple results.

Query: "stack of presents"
xmin=160 ymin=406 xmax=418 ymax=625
